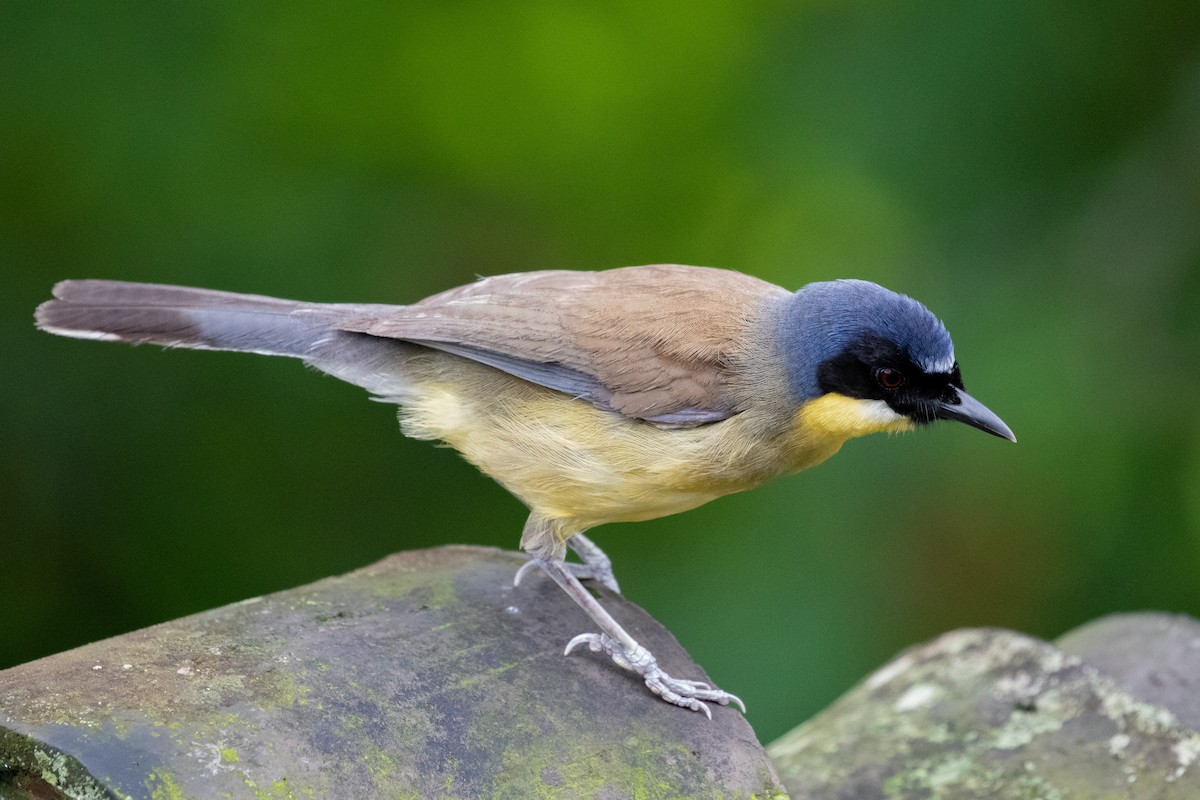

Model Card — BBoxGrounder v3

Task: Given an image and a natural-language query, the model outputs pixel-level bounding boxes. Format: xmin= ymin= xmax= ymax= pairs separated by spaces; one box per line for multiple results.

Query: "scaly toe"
xmin=564 ymin=632 xmax=745 ymax=716
xmin=649 ymin=680 xmax=713 ymax=718
xmin=647 ymin=669 xmax=746 ymax=714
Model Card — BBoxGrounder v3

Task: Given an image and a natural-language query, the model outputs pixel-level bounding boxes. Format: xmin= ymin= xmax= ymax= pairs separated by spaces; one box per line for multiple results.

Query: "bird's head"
xmin=782 ymin=279 xmax=1014 ymax=441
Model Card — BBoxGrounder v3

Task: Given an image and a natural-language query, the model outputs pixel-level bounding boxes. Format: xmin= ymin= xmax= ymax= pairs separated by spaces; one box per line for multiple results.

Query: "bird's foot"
xmin=513 ymin=559 xmax=621 ymax=594
xmin=565 ymin=533 xmax=620 ymax=594
xmin=564 ymin=632 xmax=745 ymax=719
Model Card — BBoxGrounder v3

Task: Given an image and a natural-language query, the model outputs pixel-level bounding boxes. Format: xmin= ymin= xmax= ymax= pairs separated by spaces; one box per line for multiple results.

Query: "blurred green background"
xmin=3 ymin=2 xmax=1199 ymax=744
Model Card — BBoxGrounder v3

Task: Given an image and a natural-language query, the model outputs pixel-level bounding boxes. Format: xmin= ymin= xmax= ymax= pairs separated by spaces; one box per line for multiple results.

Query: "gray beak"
xmin=935 ymin=389 xmax=1016 ymax=442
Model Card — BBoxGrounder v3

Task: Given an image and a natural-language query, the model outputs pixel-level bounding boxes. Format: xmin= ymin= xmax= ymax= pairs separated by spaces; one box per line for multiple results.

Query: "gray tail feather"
xmin=35 ymin=280 xmax=338 ymax=358
xmin=36 ymin=280 xmax=423 ymax=401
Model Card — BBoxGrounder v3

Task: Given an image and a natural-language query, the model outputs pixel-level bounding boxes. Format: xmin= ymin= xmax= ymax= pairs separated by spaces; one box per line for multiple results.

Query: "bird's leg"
xmin=513 ymin=532 xmax=620 ymax=593
xmin=530 ymin=555 xmax=745 ymax=718
xmin=564 ymin=532 xmax=620 ymax=593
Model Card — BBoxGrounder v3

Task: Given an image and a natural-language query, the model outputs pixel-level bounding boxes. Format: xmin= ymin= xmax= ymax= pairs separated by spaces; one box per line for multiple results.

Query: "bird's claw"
xmin=563 ymin=632 xmax=745 ymax=716
xmin=512 ymin=559 xmax=541 ymax=588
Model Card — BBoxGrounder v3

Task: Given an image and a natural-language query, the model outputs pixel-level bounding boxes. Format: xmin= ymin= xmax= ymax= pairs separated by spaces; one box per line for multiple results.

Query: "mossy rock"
xmin=0 ymin=545 xmax=784 ymax=799
xmin=768 ymin=614 xmax=1200 ymax=799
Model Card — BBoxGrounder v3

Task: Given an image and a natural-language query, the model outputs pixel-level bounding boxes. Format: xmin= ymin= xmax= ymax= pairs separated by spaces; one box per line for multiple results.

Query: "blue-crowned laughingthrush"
xmin=36 ymin=264 xmax=1014 ymax=716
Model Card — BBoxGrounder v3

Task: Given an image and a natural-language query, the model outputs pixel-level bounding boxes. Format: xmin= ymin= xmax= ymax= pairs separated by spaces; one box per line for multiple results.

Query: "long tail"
xmin=35 ymin=280 xmax=418 ymax=400
xmin=35 ymin=280 xmax=341 ymax=357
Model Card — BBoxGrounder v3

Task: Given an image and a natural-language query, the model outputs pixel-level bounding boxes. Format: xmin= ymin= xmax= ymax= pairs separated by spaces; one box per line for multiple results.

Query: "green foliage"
xmin=3 ymin=1 xmax=1198 ymax=743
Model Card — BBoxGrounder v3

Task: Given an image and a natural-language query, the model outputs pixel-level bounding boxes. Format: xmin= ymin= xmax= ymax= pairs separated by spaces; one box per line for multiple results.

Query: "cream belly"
xmin=402 ymin=378 xmax=781 ymax=529
xmin=396 ymin=356 xmax=913 ymax=537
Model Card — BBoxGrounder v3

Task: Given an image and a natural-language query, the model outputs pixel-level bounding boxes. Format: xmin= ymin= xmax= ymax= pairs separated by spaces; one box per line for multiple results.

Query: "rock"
xmin=0 ymin=545 xmax=784 ymax=799
xmin=1056 ymin=612 xmax=1200 ymax=730
xmin=768 ymin=619 xmax=1200 ymax=799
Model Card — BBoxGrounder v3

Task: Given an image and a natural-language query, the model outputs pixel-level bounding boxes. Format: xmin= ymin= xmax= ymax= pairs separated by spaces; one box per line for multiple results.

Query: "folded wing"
xmin=335 ymin=265 xmax=784 ymax=425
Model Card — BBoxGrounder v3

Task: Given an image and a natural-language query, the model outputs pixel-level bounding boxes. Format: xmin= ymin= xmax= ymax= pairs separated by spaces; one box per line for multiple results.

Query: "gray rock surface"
xmin=1057 ymin=611 xmax=1200 ymax=730
xmin=0 ymin=545 xmax=784 ymax=799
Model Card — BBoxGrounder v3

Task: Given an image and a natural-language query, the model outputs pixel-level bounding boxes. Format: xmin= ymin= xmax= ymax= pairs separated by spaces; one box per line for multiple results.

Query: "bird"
xmin=35 ymin=264 xmax=1014 ymax=717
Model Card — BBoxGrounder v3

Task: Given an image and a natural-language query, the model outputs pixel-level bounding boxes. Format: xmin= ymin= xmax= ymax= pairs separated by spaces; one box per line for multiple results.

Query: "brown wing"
xmin=334 ymin=264 xmax=786 ymax=423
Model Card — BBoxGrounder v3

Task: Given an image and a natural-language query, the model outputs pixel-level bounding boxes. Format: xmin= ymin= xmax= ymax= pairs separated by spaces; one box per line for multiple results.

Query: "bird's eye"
xmin=875 ymin=368 xmax=905 ymax=390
